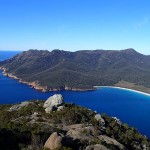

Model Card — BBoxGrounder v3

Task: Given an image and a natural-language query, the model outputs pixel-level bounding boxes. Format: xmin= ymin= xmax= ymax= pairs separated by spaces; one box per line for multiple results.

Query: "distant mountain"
xmin=1 ymin=48 xmax=150 ymax=91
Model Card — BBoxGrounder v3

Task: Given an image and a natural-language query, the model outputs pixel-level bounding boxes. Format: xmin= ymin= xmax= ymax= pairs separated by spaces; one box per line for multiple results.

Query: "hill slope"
xmin=1 ymin=49 xmax=150 ymax=91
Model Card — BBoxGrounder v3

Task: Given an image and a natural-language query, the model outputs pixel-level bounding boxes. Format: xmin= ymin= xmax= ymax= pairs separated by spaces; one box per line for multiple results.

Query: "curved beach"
xmin=95 ymin=86 xmax=150 ymax=97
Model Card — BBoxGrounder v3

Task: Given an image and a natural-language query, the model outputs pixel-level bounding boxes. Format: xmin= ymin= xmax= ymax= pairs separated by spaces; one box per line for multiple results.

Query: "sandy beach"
xmin=94 ymin=86 xmax=150 ymax=97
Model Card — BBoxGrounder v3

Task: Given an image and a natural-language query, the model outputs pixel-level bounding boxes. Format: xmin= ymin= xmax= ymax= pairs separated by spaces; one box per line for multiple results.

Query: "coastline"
xmin=1 ymin=65 xmax=150 ymax=95
xmin=0 ymin=67 xmax=95 ymax=92
xmin=1 ymin=66 xmax=149 ymax=95
xmin=95 ymin=86 xmax=150 ymax=97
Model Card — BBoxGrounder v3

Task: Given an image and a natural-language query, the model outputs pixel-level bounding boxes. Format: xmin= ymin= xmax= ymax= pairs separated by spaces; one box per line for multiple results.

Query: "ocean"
xmin=0 ymin=51 xmax=21 ymax=61
xmin=0 ymin=51 xmax=150 ymax=138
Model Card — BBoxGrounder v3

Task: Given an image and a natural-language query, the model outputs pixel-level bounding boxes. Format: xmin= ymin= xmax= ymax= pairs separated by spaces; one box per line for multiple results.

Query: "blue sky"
xmin=0 ymin=0 xmax=150 ymax=54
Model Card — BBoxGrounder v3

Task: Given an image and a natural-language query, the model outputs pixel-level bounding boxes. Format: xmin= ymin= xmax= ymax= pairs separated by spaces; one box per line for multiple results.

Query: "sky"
xmin=0 ymin=0 xmax=150 ymax=54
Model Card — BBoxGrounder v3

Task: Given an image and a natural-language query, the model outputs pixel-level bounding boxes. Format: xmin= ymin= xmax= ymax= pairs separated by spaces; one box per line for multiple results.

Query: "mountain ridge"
xmin=1 ymin=48 xmax=150 ymax=92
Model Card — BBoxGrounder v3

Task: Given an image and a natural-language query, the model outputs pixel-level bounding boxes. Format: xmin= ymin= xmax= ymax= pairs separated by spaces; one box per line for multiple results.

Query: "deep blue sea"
xmin=0 ymin=51 xmax=150 ymax=138
xmin=0 ymin=51 xmax=20 ymax=61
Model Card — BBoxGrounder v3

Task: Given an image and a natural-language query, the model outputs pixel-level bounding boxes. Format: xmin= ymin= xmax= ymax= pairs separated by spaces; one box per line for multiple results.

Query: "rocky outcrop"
xmin=98 ymin=135 xmax=127 ymax=150
xmin=8 ymin=101 xmax=33 ymax=111
xmin=44 ymin=132 xmax=62 ymax=150
xmin=30 ymin=112 xmax=39 ymax=122
xmin=112 ymin=117 xmax=122 ymax=125
xmin=43 ymin=94 xmax=64 ymax=113
xmin=23 ymin=81 xmax=48 ymax=92
xmin=86 ymin=144 xmax=108 ymax=150
xmin=3 ymin=99 xmax=150 ymax=150
xmin=57 ymin=105 xmax=64 ymax=111
xmin=94 ymin=114 xmax=105 ymax=125
xmin=65 ymin=124 xmax=97 ymax=141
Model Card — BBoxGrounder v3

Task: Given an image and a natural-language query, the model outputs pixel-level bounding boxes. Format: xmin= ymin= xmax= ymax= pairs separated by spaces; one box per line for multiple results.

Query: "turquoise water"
xmin=0 ymin=51 xmax=150 ymax=138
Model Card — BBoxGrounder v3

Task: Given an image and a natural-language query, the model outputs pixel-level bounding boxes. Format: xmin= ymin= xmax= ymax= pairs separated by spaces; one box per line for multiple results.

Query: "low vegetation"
xmin=0 ymin=100 xmax=149 ymax=150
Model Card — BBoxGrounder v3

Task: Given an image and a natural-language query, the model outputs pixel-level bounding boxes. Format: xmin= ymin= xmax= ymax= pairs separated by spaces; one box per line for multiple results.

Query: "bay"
xmin=0 ymin=51 xmax=150 ymax=138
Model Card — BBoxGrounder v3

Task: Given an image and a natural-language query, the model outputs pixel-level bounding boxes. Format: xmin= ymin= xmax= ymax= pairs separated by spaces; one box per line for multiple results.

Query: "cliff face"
xmin=0 ymin=95 xmax=149 ymax=150
xmin=1 ymin=49 xmax=150 ymax=91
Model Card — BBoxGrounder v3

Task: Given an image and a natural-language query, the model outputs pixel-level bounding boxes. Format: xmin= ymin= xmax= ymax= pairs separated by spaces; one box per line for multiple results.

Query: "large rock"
xmin=57 ymin=105 xmax=64 ymax=111
xmin=65 ymin=124 xmax=97 ymax=141
xmin=43 ymin=94 xmax=64 ymax=113
xmin=8 ymin=101 xmax=33 ymax=111
xmin=45 ymin=106 xmax=54 ymax=113
xmin=98 ymin=135 xmax=127 ymax=150
xmin=86 ymin=144 xmax=108 ymax=150
xmin=94 ymin=114 xmax=105 ymax=125
xmin=44 ymin=132 xmax=62 ymax=150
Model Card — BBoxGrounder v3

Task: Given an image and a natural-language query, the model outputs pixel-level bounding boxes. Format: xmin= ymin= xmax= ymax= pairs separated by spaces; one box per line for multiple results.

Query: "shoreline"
xmin=94 ymin=86 xmax=150 ymax=97
xmin=0 ymin=67 xmax=95 ymax=92
xmin=1 ymin=66 xmax=150 ymax=95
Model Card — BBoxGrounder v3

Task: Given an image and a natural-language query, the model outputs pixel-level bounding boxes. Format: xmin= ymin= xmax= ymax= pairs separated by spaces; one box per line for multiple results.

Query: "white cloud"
xmin=134 ymin=17 xmax=149 ymax=29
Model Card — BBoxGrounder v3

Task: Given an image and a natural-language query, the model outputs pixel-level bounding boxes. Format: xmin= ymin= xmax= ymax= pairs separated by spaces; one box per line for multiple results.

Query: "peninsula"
xmin=1 ymin=49 xmax=150 ymax=93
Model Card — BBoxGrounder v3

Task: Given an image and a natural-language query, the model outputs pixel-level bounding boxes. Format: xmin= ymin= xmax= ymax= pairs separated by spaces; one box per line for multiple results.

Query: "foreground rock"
xmin=65 ymin=124 xmax=97 ymax=141
xmin=86 ymin=144 xmax=108 ymax=150
xmin=44 ymin=132 xmax=62 ymax=150
xmin=98 ymin=135 xmax=127 ymax=150
xmin=43 ymin=94 xmax=64 ymax=113
xmin=8 ymin=101 xmax=33 ymax=111
xmin=94 ymin=114 xmax=105 ymax=125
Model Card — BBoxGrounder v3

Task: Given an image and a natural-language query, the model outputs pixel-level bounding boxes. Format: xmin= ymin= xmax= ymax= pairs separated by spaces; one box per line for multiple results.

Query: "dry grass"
xmin=115 ymin=80 xmax=150 ymax=94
